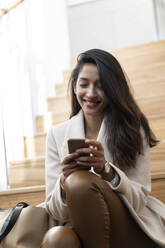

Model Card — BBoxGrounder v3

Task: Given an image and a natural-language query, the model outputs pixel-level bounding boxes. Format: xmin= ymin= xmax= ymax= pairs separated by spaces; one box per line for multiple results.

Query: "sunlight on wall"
xmin=0 ymin=0 xmax=70 ymax=189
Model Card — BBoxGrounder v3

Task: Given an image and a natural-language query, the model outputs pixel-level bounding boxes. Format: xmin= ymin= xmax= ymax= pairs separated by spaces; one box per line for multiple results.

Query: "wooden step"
xmin=0 ymin=185 xmax=45 ymax=208
xmin=0 ymin=174 xmax=164 ymax=209
xmin=24 ymin=122 xmax=165 ymax=159
xmin=55 ymin=82 xmax=68 ymax=97
xmin=36 ymin=112 xmax=69 ymax=133
xmin=8 ymin=157 xmax=45 ymax=188
xmin=111 ymin=40 xmax=165 ymax=60
xmin=63 ymin=62 xmax=165 ymax=85
xmin=23 ymin=140 xmax=165 ymax=168
xmin=24 ymin=133 xmax=46 ymax=158
xmin=114 ymin=53 xmax=165 ymax=70
xmin=150 ymin=141 xmax=165 ymax=168
xmin=67 ymin=41 xmax=165 ymax=87
xmin=137 ymin=94 xmax=165 ymax=120
xmin=70 ymin=40 xmax=165 ymax=68
xmin=47 ymin=96 xmax=70 ymax=113
xmin=128 ymin=64 xmax=165 ymax=82
xmin=8 ymin=160 xmax=165 ymax=190
xmin=0 ymin=175 xmax=164 ymax=209
xmin=150 ymin=117 xmax=165 ymax=140
xmin=132 ymin=78 xmax=165 ymax=99
xmin=25 ymin=106 xmax=165 ymax=160
xmin=151 ymin=176 xmax=165 ymax=203
xmin=24 ymin=113 xmax=165 ymax=158
xmin=35 ymin=108 xmax=165 ymax=138
xmin=9 ymin=140 xmax=165 ymax=188
xmin=70 ymin=56 xmax=165 ymax=72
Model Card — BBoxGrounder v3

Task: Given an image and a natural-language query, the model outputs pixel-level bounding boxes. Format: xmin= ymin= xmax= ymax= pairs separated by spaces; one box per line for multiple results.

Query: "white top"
xmin=45 ymin=110 xmax=165 ymax=247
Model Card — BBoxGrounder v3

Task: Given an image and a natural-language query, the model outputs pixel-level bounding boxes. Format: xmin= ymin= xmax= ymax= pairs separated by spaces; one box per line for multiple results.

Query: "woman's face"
xmin=74 ymin=63 xmax=108 ymax=118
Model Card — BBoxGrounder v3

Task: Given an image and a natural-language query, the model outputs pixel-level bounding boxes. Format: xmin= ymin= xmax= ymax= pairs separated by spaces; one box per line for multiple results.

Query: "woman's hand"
xmin=75 ymin=139 xmax=106 ymax=174
xmin=61 ymin=152 xmax=91 ymax=183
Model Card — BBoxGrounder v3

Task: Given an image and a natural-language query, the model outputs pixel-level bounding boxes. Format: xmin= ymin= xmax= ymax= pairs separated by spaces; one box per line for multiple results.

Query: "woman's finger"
xmin=76 ymin=147 xmax=103 ymax=157
xmin=85 ymin=139 xmax=103 ymax=151
xmin=62 ymin=161 xmax=77 ymax=172
xmin=75 ymin=155 xmax=102 ymax=163
xmin=62 ymin=152 xmax=79 ymax=164
xmin=77 ymin=160 xmax=101 ymax=167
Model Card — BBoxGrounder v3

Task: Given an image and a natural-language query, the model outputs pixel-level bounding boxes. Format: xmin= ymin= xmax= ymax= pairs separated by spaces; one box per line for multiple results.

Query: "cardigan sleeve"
xmin=106 ymin=131 xmax=151 ymax=214
xmin=45 ymin=127 xmax=69 ymax=222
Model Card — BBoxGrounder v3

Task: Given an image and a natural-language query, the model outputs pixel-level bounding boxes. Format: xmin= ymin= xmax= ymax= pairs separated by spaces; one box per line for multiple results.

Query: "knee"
xmin=64 ymin=170 xmax=101 ymax=197
xmin=42 ymin=226 xmax=81 ymax=248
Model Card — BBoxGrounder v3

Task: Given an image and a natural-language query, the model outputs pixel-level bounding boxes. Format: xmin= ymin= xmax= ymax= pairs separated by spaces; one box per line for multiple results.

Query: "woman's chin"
xmin=82 ymin=108 xmax=103 ymax=117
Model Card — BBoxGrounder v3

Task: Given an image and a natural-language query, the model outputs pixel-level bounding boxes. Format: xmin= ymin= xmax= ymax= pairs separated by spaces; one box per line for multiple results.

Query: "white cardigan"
xmin=45 ymin=110 xmax=165 ymax=247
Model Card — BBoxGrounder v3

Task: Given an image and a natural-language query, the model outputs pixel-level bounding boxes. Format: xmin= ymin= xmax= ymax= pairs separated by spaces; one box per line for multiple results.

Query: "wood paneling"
xmin=47 ymin=96 xmax=70 ymax=114
xmin=36 ymin=112 xmax=69 ymax=133
xmin=0 ymin=176 xmax=164 ymax=209
xmin=24 ymin=133 xmax=46 ymax=158
xmin=10 ymin=141 xmax=165 ymax=188
xmin=151 ymin=178 xmax=165 ymax=203
xmin=0 ymin=186 xmax=45 ymax=208
xmin=70 ymin=41 xmax=165 ymax=68
xmin=150 ymin=141 xmax=165 ymax=168
xmin=8 ymin=157 xmax=45 ymax=188
xmin=137 ymin=95 xmax=165 ymax=120
xmin=55 ymin=82 xmax=68 ymax=97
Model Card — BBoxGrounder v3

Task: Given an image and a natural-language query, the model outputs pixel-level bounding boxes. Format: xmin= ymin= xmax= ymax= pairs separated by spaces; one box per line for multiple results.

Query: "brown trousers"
xmin=42 ymin=170 xmax=156 ymax=248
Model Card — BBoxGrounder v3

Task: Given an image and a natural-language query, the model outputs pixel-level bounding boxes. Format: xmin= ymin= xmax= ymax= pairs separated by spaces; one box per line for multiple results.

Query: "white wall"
xmin=155 ymin=0 xmax=165 ymax=39
xmin=0 ymin=106 xmax=8 ymax=190
xmin=68 ymin=0 xmax=157 ymax=57
xmin=25 ymin=0 xmax=71 ymax=119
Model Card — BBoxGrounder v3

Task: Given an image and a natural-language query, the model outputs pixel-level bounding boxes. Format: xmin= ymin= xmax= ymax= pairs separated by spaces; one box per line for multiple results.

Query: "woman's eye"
xmin=80 ymin=84 xmax=88 ymax=88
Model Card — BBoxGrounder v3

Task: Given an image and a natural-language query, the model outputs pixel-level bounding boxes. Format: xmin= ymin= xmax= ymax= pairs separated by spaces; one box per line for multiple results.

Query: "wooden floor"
xmin=1 ymin=40 xmax=165 ymax=207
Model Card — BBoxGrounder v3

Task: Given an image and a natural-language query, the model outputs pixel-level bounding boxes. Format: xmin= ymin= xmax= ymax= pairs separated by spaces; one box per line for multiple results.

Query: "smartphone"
xmin=68 ymin=138 xmax=89 ymax=155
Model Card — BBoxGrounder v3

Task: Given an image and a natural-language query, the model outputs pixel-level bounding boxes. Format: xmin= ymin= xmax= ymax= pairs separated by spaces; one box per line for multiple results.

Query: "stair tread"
xmin=0 ymin=185 xmax=45 ymax=195
xmin=10 ymin=156 xmax=45 ymax=166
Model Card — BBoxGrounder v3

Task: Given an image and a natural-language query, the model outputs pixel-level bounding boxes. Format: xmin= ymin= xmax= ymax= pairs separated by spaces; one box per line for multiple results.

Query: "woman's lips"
xmin=83 ymin=99 xmax=100 ymax=107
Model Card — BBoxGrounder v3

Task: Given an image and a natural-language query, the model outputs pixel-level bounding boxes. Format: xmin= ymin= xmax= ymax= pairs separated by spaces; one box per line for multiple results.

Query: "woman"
xmin=42 ymin=49 xmax=165 ymax=248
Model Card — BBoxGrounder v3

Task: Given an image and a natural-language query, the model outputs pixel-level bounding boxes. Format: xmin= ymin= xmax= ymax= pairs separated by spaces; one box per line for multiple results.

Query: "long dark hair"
xmin=68 ymin=49 xmax=159 ymax=168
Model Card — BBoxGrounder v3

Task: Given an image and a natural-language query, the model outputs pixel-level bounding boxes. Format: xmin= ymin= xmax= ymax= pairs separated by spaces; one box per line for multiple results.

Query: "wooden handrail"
xmin=0 ymin=0 xmax=24 ymax=18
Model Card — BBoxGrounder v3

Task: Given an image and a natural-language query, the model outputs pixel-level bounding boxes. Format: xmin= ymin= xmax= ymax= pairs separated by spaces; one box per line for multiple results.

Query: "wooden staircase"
xmin=1 ymin=40 xmax=165 ymax=208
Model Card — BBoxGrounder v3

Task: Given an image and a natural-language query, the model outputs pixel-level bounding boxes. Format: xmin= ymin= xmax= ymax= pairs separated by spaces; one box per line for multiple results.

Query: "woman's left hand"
xmin=75 ymin=139 xmax=106 ymax=174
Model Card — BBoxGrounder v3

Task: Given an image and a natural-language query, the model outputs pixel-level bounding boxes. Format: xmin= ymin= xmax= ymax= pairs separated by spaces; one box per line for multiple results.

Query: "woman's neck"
xmin=84 ymin=114 xmax=104 ymax=140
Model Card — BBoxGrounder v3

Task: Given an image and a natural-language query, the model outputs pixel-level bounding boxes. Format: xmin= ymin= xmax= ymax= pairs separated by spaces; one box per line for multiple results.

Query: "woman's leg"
xmin=64 ymin=170 xmax=155 ymax=248
xmin=41 ymin=226 xmax=81 ymax=248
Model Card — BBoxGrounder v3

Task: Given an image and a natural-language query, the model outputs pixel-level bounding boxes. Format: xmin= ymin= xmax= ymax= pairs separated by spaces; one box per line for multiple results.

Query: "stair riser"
xmin=47 ymin=97 xmax=70 ymax=113
xmin=0 ymin=187 xmax=45 ymax=208
xmin=36 ymin=112 xmax=69 ymax=133
xmin=24 ymin=134 xmax=46 ymax=158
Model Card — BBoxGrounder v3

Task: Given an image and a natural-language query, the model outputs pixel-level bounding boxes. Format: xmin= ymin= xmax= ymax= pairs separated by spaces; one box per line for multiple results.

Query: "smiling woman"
xmin=73 ymin=63 xmax=108 ymax=138
xmin=42 ymin=49 xmax=165 ymax=248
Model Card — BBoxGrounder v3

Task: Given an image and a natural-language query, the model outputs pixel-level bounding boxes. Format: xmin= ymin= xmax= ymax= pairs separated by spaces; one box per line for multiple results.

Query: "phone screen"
xmin=68 ymin=139 xmax=89 ymax=155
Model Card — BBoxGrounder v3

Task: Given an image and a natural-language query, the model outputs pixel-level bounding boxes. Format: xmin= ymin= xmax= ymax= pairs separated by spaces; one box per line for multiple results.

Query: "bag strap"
xmin=0 ymin=202 xmax=28 ymax=242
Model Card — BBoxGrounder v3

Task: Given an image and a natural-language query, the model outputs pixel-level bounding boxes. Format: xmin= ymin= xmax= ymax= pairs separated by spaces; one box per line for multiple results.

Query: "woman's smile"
xmin=83 ymin=99 xmax=101 ymax=108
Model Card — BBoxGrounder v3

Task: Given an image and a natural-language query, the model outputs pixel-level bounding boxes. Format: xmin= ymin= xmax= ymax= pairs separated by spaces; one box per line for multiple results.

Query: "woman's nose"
xmin=86 ymin=86 xmax=96 ymax=97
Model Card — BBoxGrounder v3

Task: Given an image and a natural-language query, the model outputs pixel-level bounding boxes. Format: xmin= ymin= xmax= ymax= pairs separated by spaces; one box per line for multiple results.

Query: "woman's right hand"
xmin=61 ymin=152 xmax=91 ymax=183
